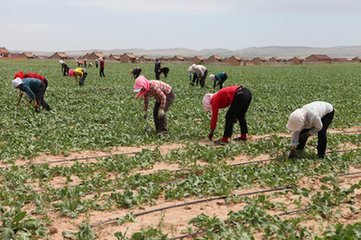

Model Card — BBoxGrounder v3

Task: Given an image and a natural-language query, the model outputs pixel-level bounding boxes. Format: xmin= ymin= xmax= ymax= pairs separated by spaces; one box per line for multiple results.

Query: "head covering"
xmin=209 ymin=74 xmax=215 ymax=81
xmin=133 ymin=75 xmax=150 ymax=98
xmin=202 ymin=93 xmax=214 ymax=112
xmin=68 ymin=69 xmax=75 ymax=76
xmin=286 ymin=108 xmax=307 ymax=131
xmin=12 ymin=77 xmax=23 ymax=88
xmin=14 ymin=71 xmax=25 ymax=79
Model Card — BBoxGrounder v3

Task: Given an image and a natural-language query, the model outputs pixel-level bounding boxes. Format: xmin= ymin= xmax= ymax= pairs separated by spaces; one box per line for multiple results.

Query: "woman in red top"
xmin=133 ymin=75 xmax=175 ymax=135
xmin=14 ymin=71 xmax=48 ymax=89
xmin=203 ymin=85 xmax=252 ymax=145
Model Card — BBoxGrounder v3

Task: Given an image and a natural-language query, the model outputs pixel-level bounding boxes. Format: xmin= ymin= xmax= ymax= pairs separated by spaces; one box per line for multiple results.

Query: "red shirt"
xmin=210 ymin=86 xmax=239 ymax=130
xmin=24 ymin=72 xmax=46 ymax=81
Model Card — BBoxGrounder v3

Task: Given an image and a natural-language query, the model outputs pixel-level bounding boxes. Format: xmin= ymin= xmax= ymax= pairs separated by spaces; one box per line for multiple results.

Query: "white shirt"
xmin=290 ymin=101 xmax=333 ymax=146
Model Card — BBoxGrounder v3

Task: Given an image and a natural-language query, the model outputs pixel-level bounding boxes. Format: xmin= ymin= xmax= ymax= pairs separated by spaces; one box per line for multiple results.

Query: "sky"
xmin=1 ymin=0 xmax=361 ymax=51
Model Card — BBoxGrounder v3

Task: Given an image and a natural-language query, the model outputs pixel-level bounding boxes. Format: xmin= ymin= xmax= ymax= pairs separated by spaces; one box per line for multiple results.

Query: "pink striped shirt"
xmin=144 ymin=80 xmax=172 ymax=111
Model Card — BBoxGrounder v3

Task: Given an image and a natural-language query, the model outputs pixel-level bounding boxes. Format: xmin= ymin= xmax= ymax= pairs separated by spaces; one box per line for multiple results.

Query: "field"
xmin=0 ymin=59 xmax=360 ymax=239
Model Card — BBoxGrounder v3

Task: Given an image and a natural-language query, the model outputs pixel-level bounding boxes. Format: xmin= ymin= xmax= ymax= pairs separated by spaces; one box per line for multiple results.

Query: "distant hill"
xmin=26 ymin=45 xmax=361 ymax=58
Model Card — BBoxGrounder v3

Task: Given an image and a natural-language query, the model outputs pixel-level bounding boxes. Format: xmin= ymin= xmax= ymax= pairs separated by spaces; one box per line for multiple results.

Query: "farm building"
xmin=119 ymin=53 xmax=137 ymax=63
xmin=0 ymin=47 xmax=10 ymax=58
xmin=82 ymin=52 xmax=105 ymax=60
xmin=191 ymin=56 xmax=205 ymax=64
xmin=352 ymin=57 xmax=361 ymax=63
xmin=169 ymin=55 xmax=185 ymax=62
xmin=269 ymin=57 xmax=283 ymax=63
xmin=108 ymin=54 xmax=120 ymax=61
xmin=206 ymin=55 xmax=222 ymax=64
xmin=137 ymin=55 xmax=152 ymax=63
xmin=248 ymin=57 xmax=268 ymax=65
xmin=288 ymin=56 xmax=304 ymax=65
xmin=332 ymin=58 xmax=351 ymax=63
xmin=226 ymin=56 xmax=247 ymax=66
xmin=49 ymin=52 xmax=69 ymax=60
xmin=14 ymin=52 xmax=36 ymax=59
xmin=305 ymin=54 xmax=332 ymax=64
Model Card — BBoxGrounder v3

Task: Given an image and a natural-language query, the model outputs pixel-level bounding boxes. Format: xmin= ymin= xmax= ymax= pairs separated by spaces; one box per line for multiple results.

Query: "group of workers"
xmin=10 ymin=60 xmax=335 ymax=159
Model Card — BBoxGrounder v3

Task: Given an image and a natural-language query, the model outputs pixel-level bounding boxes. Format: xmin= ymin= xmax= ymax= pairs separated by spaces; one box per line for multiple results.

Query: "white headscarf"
xmin=209 ymin=74 xmax=215 ymax=81
xmin=202 ymin=93 xmax=214 ymax=112
xmin=286 ymin=108 xmax=307 ymax=131
xmin=12 ymin=77 xmax=23 ymax=88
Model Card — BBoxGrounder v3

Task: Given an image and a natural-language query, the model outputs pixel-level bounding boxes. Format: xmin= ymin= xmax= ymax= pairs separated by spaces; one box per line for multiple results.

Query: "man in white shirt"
xmin=286 ymin=101 xmax=334 ymax=159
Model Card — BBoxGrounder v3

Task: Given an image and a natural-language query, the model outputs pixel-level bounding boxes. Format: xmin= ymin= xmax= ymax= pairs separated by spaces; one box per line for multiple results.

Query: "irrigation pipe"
xmin=92 ymin=165 xmax=361 ymax=228
xmin=91 ymin=186 xmax=292 ymax=227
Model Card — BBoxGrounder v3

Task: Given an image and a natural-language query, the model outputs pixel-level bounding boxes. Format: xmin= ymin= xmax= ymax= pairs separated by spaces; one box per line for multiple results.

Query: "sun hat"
xmin=202 ymin=93 xmax=214 ymax=112
xmin=12 ymin=77 xmax=23 ymax=88
xmin=286 ymin=108 xmax=306 ymax=131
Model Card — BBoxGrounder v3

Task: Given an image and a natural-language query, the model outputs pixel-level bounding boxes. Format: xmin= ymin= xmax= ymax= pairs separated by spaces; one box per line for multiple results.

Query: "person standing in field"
xmin=286 ymin=101 xmax=334 ymax=159
xmin=154 ymin=58 xmax=161 ymax=80
xmin=188 ymin=64 xmax=207 ymax=87
xmin=203 ymin=85 xmax=252 ymax=145
xmin=12 ymin=77 xmax=51 ymax=112
xmin=68 ymin=68 xmax=88 ymax=86
xmin=210 ymin=72 xmax=228 ymax=90
xmin=99 ymin=57 xmax=105 ymax=78
xmin=133 ymin=75 xmax=174 ymax=136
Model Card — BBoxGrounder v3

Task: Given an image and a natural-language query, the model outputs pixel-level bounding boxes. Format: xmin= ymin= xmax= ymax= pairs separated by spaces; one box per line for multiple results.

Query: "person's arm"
xmin=19 ymin=85 xmax=35 ymax=101
xmin=16 ymin=91 xmax=23 ymax=111
xmin=143 ymin=94 xmax=149 ymax=113
xmin=309 ymin=115 xmax=323 ymax=135
xmin=290 ymin=131 xmax=301 ymax=147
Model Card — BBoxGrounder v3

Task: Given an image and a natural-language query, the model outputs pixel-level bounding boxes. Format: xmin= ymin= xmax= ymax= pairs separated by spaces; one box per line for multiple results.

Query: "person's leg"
xmin=236 ymin=88 xmax=252 ymax=135
xmin=317 ymin=110 xmax=334 ymax=158
xmin=296 ymin=129 xmax=310 ymax=150
xmin=158 ymin=91 xmax=174 ymax=133
xmin=200 ymin=70 xmax=208 ymax=87
xmin=153 ymin=101 xmax=161 ymax=133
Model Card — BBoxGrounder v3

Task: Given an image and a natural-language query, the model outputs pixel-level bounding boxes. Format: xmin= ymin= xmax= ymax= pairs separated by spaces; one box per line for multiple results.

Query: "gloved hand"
xmin=208 ymin=130 xmax=214 ymax=140
xmin=158 ymin=109 xmax=165 ymax=118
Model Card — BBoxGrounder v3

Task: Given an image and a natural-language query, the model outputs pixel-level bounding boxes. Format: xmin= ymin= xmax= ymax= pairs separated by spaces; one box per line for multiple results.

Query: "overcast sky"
xmin=1 ymin=0 xmax=361 ymax=51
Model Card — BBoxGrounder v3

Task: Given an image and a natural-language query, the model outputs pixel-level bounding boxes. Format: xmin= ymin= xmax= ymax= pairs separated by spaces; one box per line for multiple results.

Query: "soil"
xmin=2 ymin=127 xmax=360 ymax=239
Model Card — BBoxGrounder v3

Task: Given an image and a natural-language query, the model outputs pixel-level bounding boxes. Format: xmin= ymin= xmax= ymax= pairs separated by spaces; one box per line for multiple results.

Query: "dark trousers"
xmin=192 ymin=74 xmax=198 ymax=85
xmin=296 ymin=110 xmax=334 ymax=157
xmin=200 ymin=70 xmax=208 ymax=87
xmin=100 ymin=68 xmax=105 ymax=77
xmin=153 ymin=91 xmax=174 ymax=133
xmin=79 ymin=72 xmax=88 ymax=86
xmin=63 ymin=65 xmax=69 ymax=76
xmin=34 ymin=82 xmax=51 ymax=111
xmin=155 ymin=71 xmax=160 ymax=80
xmin=223 ymin=87 xmax=252 ymax=138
